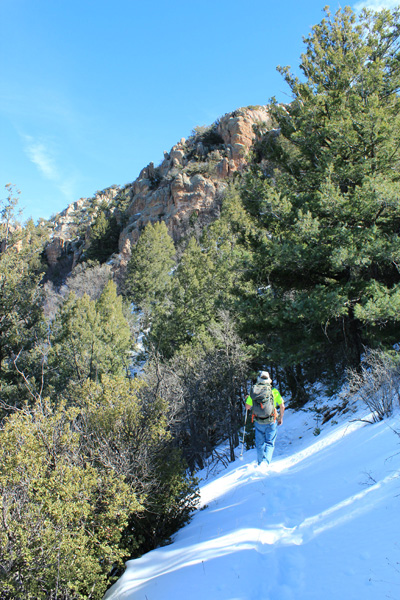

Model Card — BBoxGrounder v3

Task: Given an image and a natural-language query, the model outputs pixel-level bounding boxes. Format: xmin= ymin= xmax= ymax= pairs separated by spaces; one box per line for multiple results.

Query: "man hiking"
xmin=245 ymin=371 xmax=285 ymax=467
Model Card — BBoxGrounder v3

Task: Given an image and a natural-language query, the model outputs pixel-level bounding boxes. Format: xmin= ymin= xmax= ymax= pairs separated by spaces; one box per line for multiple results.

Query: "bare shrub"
xmin=143 ymin=311 xmax=249 ymax=473
xmin=61 ymin=262 xmax=112 ymax=300
xmin=346 ymin=349 xmax=400 ymax=422
xmin=43 ymin=263 xmax=112 ymax=321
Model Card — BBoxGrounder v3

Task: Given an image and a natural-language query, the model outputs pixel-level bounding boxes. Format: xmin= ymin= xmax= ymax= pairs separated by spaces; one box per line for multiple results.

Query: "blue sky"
xmin=1 ymin=0 xmax=398 ymax=221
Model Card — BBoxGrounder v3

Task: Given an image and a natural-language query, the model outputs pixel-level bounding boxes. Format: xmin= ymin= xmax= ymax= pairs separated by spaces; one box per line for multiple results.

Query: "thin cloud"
xmin=22 ymin=134 xmax=77 ymax=204
xmin=24 ymin=136 xmax=60 ymax=181
xmin=353 ymin=0 xmax=400 ymax=11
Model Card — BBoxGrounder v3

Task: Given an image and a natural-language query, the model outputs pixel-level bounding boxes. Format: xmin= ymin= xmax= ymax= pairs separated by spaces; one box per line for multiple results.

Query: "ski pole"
xmin=240 ymin=408 xmax=249 ymax=459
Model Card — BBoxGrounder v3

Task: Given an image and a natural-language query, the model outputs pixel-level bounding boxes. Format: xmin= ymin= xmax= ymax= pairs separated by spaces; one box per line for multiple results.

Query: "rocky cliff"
xmin=45 ymin=105 xmax=272 ymax=278
xmin=45 ymin=187 xmax=120 ymax=269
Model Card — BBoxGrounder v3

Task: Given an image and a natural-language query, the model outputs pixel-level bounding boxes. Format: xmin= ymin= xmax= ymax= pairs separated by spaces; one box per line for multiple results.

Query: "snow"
xmin=104 ymin=400 xmax=400 ymax=600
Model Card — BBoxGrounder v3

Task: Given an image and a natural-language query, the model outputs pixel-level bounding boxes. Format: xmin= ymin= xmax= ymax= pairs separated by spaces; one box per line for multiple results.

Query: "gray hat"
xmin=258 ymin=370 xmax=271 ymax=383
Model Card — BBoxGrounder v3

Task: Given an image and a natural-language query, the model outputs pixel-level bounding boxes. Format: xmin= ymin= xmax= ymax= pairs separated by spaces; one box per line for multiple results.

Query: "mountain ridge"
xmin=44 ymin=105 xmax=272 ymax=279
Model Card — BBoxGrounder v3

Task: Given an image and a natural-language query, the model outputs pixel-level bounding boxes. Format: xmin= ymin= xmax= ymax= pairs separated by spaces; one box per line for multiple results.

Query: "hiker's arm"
xmin=278 ymin=402 xmax=285 ymax=425
xmin=245 ymin=395 xmax=252 ymax=411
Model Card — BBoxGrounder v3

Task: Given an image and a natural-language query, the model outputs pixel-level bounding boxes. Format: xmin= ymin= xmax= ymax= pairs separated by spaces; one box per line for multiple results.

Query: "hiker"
xmin=245 ymin=371 xmax=285 ymax=466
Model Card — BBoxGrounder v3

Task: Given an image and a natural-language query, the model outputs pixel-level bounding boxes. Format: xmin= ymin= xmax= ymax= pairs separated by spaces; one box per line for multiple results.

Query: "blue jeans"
xmin=255 ymin=420 xmax=277 ymax=465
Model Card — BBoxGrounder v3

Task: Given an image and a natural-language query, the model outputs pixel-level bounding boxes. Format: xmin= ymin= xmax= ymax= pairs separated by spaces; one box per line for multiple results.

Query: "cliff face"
xmin=45 ymin=105 xmax=271 ymax=277
xmin=45 ymin=187 xmax=120 ymax=269
xmin=117 ymin=105 xmax=271 ymax=268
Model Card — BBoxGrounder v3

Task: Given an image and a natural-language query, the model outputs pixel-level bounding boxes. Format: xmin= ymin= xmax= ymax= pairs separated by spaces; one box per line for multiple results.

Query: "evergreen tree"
xmin=0 ymin=184 xmax=22 ymax=252
xmin=149 ymin=236 xmax=217 ymax=356
xmin=202 ymin=185 xmax=254 ymax=326
xmin=125 ymin=220 xmax=176 ymax=313
xmin=146 ymin=188 xmax=253 ymax=359
xmin=49 ymin=280 xmax=131 ymax=391
xmin=0 ymin=187 xmax=49 ymax=405
xmin=85 ymin=209 xmax=120 ymax=263
xmin=96 ymin=280 xmax=132 ymax=374
xmin=173 ymin=237 xmax=217 ymax=339
xmin=0 ymin=244 xmax=44 ymax=373
xmin=240 ymin=6 xmax=400 ymax=398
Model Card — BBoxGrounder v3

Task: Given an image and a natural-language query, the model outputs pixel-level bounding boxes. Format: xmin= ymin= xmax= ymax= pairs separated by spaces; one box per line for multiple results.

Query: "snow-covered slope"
xmin=104 ymin=401 xmax=400 ymax=600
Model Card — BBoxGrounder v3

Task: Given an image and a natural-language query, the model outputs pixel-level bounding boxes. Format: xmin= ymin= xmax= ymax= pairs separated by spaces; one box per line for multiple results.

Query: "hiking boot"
xmin=258 ymin=461 xmax=269 ymax=474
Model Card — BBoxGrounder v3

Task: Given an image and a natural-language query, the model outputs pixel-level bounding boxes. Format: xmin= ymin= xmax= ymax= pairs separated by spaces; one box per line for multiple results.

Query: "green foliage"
xmin=168 ymin=236 xmax=217 ymax=346
xmin=0 ymin=373 xmax=200 ymax=599
xmin=0 ymin=244 xmax=44 ymax=370
xmin=127 ymin=446 xmax=200 ymax=553
xmin=0 ymin=398 xmax=138 ymax=600
xmin=125 ymin=221 xmax=175 ymax=313
xmin=190 ymin=123 xmax=224 ymax=147
xmin=0 ymin=187 xmax=49 ymax=405
xmin=74 ymin=375 xmax=199 ymax=558
xmin=239 ymin=6 xmax=400 ymax=396
xmin=0 ymin=184 xmax=22 ymax=251
xmin=203 ymin=186 xmax=254 ymax=315
xmin=184 ymin=161 xmax=216 ymax=177
xmin=148 ymin=235 xmax=216 ymax=355
xmin=76 ymin=375 xmax=170 ymax=480
xmin=85 ymin=209 xmax=120 ymax=263
xmin=49 ymin=280 xmax=132 ymax=391
xmin=149 ymin=187 xmax=253 ymax=359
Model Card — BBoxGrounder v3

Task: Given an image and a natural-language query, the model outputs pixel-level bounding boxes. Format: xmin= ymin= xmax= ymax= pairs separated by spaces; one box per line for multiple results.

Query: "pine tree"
xmin=96 ymin=280 xmax=132 ymax=375
xmin=49 ymin=281 xmax=132 ymax=391
xmin=85 ymin=209 xmax=120 ymax=263
xmin=241 ymin=6 xmax=400 ymax=395
xmin=0 ymin=187 xmax=49 ymax=404
xmin=125 ymin=221 xmax=175 ymax=312
xmin=150 ymin=236 xmax=217 ymax=356
xmin=202 ymin=185 xmax=254 ymax=324
xmin=145 ymin=188 xmax=253 ymax=359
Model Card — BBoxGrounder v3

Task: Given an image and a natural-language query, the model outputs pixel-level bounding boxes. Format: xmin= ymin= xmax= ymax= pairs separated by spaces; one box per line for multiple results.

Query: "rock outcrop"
xmin=218 ymin=105 xmax=272 ymax=165
xmin=45 ymin=105 xmax=272 ymax=278
xmin=45 ymin=187 xmax=120 ymax=268
xmin=117 ymin=106 xmax=271 ymax=266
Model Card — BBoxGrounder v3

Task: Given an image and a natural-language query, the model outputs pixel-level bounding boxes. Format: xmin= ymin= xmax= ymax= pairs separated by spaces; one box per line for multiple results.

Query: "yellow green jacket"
xmin=245 ymin=388 xmax=284 ymax=408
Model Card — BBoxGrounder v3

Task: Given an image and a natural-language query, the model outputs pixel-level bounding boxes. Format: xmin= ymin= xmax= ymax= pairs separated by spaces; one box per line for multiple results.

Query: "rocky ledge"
xmin=45 ymin=105 xmax=272 ymax=276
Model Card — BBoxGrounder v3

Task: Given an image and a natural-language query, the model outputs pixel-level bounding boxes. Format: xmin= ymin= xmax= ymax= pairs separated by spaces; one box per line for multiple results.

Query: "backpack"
xmin=250 ymin=382 xmax=275 ymax=420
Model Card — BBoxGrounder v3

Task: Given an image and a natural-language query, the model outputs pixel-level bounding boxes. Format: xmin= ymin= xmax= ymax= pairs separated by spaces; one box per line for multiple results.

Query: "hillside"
xmin=44 ymin=106 xmax=271 ymax=280
xmin=104 ymin=399 xmax=400 ymax=600
xmin=3 ymin=7 xmax=400 ymax=599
